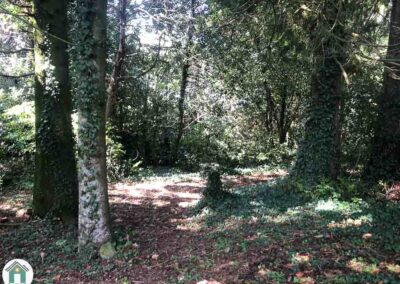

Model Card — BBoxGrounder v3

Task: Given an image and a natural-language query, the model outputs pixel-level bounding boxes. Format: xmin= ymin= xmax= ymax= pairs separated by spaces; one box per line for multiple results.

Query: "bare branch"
xmin=0 ymin=72 xmax=34 ymax=79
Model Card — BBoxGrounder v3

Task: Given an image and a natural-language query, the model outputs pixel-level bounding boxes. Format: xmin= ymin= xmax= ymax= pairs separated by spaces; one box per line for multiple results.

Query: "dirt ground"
xmin=104 ymin=173 xmax=281 ymax=283
xmin=1 ymin=172 xmax=284 ymax=283
xmin=1 ymin=169 xmax=399 ymax=284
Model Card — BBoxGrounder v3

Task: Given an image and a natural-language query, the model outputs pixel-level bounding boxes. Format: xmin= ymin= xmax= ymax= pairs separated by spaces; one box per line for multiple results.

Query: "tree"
xmin=73 ymin=0 xmax=114 ymax=257
xmin=32 ymin=0 xmax=78 ymax=221
xmin=290 ymin=0 xmax=348 ymax=184
xmin=173 ymin=0 xmax=196 ymax=163
xmin=105 ymin=0 xmax=128 ymax=121
xmin=366 ymin=0 xmax=400 ymax=183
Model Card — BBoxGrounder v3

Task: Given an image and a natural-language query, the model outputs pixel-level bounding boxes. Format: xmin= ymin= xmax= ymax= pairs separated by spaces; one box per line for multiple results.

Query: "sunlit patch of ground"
xmin=108 ymin=171 xmax=281 ymax=210
xmin=0 ymin=189 xmax=32 ymax=228
xmin=0 ymin=190 xmax=31 ymax=213
xmin=1 ymin=169 xmax=399 ymax=284
xmin=110 ymin=180 xmax=204 ymax=208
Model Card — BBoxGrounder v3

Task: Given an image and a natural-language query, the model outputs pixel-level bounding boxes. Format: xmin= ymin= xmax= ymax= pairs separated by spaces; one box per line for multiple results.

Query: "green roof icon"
xmin=5 ymin=261 xmax=29 ymax=284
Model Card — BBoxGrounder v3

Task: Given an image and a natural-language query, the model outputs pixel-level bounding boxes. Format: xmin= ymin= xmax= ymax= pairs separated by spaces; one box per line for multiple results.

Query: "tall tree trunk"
xmin=278 ymin=87 xmax=288 ymax=144
xmin=32 ymin=0 xmax=78 ymax=222
xmin=141 ymin=89 xmax=151 ymax=165
xmin=290 ymin=0 xmax=346 ymax=184
xmin=366 ymin=0 xmax=400 ymax=182
xmin=75 ymin=0 xmax=114 ymax=257
xmin=263 ymin=83 xmax=276 ymax=133
xmin=173 ymin=0 xmax=195 ymax=163
xmin=105 ymin=0 xmax=128 ymax=121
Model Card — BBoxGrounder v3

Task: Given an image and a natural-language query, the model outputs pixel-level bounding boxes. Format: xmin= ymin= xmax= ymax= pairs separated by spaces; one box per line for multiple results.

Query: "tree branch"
xmin=0 ymin=72 xmax=34 ymax=79
xmin=119 ymin=31 xmax=165 ymax=80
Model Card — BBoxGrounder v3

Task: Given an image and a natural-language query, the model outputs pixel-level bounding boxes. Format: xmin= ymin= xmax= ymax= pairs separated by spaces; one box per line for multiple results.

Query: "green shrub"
xmin=0 ymin=92 xmax=34 ymax=190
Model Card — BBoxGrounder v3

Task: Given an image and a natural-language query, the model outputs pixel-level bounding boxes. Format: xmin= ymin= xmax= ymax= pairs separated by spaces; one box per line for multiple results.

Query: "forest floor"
xmin=0 ymin=169 xmax=399 ymax=284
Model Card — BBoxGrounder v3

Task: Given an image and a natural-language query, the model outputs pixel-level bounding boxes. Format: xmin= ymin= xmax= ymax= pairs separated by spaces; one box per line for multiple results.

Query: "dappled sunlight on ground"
xmin=347 ymin=258 xmax=400 ymax=275
xmin=109 ymin=172 xmax=281 ymax=209
xmin=1 ymin=169 xmax=399 ymax=283
xmin=327 ymin=216 xmax=370 ymax=229
xmin=0 ymin=190 xmax=32 ymax=227
xmin=110 ymin=180 xmax=204 ymax=208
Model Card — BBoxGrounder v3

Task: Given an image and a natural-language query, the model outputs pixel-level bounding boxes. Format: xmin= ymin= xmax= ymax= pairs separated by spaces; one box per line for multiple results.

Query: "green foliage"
xmin=99 ymin=0 xmax=390 ymax=185
xmin=106 ymin=125 xmax=126 ymax=181
xmin=342 ymin=64 xmax=382 ymax=171
xmin=106 ymin=124 xmax=143 ymax=181
xmin=278 ymin=176 xmax=366 ymax=202
xmin=99 ymin=241 xmax=116 ymax=259
xmin=0 ymin=1 xmax=34 ymax=191
xmin=0 ymin=91 xmax=34 ymax=190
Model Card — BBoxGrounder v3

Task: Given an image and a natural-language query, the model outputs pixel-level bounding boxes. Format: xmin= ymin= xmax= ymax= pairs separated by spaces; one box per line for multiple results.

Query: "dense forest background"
xmin=2 ymin=0 xmax=397 ymax=189
xmin=0 ymin=0 xmax=399 ymax=283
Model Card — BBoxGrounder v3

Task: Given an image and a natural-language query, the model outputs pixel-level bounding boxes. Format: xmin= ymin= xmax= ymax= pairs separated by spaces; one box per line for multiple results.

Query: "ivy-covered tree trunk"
xmin=32 ymin=0 xmax=78 ymax=221
xmin=365 ymin=0 xmax=400 ymax=182
xmin=74 ymin=0 xmax=114 ymax=256
xmin=290 ymin=1 xmax=346 ymax=184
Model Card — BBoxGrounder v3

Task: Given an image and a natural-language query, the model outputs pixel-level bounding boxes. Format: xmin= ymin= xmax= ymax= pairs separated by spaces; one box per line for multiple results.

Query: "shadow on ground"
xmin=0 ymin=172 xmax=399 ymax=283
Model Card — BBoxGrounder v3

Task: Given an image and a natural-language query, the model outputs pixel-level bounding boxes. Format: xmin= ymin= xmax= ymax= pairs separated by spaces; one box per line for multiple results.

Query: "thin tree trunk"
xmin=278 ymin=87 xmax=288 ymax=144
xmin=141 ymin=89 xmax=151 ymax=165
xmin=263 ymin=83 xmax=275 ymax=133
xmin=32 ymin=0 xmax=78 ymax=222
xmin=366 ymin=0 xmax=400 ymax=182
xmin=105 ymin=0 xmax=128 ymax=121
xmin=75 ymin=0 xmax=114 ymax=257
xmin=173 ymin=0 xmax=195 ymax=163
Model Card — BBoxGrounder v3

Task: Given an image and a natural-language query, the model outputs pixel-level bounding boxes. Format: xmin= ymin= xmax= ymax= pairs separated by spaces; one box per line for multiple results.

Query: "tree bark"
xmin=290 ymin=0 xmax=346 ymax=184
xmin=263 ymin=83 xmax=276 ymax=133
xmin=32 ymin=0 xmax=78 ymax=222
xmin=366 ymin=0 xmax=400 ymax=182
xmin=173 ymin=0 xmax=195 ymax=163
xmin=141 ymin=90 xmax=151 ymax=165
xmin=278 ymin=88 xmax=288 ymax=144
xmin=74 ymin=0 xmax=113 ymax=255
xmin=105 ymin=0 xmax=128 ymax=121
